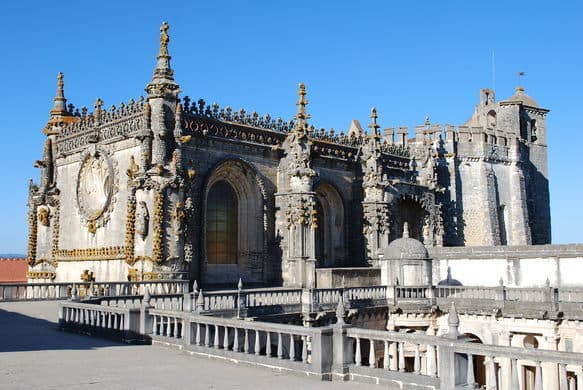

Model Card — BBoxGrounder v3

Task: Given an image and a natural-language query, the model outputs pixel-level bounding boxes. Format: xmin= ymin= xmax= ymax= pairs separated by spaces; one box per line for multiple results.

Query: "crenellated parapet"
xmin=55 ymin=97 xmax=147 ymax=155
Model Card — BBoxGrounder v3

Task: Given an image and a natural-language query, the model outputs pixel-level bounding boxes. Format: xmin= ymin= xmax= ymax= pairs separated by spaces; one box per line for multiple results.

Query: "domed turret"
xmin=384 ymin=222 xmax=429 ymax=260
xmin=506 ymin=86 xmax=539 ymax=108
xmin=380 ymin=223 xmax=432 ymax=286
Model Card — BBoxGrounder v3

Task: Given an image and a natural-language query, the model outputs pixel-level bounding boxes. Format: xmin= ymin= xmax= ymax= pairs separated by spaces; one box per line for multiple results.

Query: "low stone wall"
xmin=316 ymin=267 xmax=381 ymax=288
xmin=429 ymin=244 xmax=583 ymax=287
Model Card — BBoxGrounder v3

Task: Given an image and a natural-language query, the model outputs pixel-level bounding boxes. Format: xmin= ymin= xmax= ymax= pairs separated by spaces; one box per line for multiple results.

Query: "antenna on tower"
xmin=491 ymin=51 xmax=496 ymax=91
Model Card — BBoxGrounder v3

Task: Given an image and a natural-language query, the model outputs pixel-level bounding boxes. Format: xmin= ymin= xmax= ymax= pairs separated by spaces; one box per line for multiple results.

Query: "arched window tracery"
xmin=206 ymin=180 xmax=238 ymax=265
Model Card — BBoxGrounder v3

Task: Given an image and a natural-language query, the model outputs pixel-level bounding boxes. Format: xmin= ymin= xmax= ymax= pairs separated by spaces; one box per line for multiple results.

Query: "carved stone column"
xmin=360 ymin=108 xmax=390 ymax=267
xmin=277 ymin=83 xmax=318 ymax=288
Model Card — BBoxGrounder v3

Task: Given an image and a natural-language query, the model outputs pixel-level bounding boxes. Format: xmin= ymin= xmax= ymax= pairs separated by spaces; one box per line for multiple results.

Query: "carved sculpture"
xmin=136 ymin=201 xmax=149 ymax=239
xmin=37 ymin=206 xmax=50 ymax=227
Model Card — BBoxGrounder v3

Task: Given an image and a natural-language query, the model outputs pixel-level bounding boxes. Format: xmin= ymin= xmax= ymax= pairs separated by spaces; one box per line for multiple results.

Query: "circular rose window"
xmin=77 ymin=152 xmax=113 ymax=221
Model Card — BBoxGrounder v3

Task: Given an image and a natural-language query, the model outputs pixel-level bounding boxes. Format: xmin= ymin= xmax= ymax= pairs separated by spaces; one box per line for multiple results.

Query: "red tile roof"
xmin=0 ymin=258 xmax=28 ymax=283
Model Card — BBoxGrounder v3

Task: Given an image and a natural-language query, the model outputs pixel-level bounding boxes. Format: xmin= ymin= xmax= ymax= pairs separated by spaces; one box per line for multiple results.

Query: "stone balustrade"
xmin=147 ymin=308 xmax=333 ymax=379
xmin=58 ymin=301 xmax=142 ymax=342
xmin=0 ymin=280 xmax=189 ymax=302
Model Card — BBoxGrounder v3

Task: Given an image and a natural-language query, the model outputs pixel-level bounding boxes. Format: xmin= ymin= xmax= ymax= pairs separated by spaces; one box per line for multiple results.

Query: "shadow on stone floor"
xmin=0 ymin=308 xmax=126 ymax=353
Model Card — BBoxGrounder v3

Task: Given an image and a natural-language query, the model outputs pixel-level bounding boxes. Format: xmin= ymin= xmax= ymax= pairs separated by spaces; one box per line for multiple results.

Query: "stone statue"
xmin=136 ymin=201 xmax=149 ymax=239
xmin=38 ymin=206 xmax=50 ymax=227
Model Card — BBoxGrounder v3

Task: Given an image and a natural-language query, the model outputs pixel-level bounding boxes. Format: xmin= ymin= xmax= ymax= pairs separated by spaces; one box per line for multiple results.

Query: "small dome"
xmin=438 ymin=267 xmax=463 ymax=286
xmin=506 ymin=86 xmax=538 ymax=107
xmin=384 ymin=223 xmax=428 ymax=260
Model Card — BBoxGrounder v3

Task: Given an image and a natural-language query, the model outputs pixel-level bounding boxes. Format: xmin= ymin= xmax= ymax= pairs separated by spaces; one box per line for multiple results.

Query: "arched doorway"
xmin=391 ymin=197 xmax=426 ymax=242
xmin=314 ymin=183 xmax=345 ymax=267
xmin=202 ymin=160 xmax=265 ymax=285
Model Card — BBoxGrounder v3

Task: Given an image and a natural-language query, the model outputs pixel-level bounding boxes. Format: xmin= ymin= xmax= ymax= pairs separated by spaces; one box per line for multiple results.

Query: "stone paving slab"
xmin=0 ymin=301 xmax=378 ymax=389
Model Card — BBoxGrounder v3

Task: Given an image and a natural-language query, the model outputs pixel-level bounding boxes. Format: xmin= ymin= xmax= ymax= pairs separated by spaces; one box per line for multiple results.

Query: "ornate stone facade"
xmin=27 ymin=24 xmax=550 ymax=286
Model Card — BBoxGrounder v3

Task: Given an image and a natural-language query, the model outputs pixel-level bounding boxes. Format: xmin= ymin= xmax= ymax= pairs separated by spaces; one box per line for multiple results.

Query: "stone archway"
xmin=202 ymin=159 xmax=265 ymax=285
xmin=391 ymin=196 xmax=426 ymax=242
xmin=314 ymin=182 xmax=345 ymax=267
xmin=464 ymin=333 xmax=487 ymax=388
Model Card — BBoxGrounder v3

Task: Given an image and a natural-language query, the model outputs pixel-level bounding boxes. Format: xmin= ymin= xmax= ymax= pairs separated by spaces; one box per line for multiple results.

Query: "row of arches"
xmin=197 ymin=159 xmax=431 ymax=284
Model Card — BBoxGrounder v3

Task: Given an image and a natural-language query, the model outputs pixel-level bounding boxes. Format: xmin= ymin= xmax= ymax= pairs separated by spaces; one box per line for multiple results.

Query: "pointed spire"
xmin=49 ymin=72 xmax=71 ymax=117
xmin=402 ymin=222 xmax=410 ymax=239
xmin=146 ymin=22 xmax=180 ymax=99
xmin=368 ymin=107 xmax=380 ymax=139
xmin=294 ymin=83 xmax=310 ymax=136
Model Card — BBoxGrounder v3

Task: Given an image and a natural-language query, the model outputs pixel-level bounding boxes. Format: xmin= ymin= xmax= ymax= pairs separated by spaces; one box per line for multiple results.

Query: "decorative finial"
xmin=402 ymin=222 xmax=410 ymax=239
xmin=545 ymin=277 xmax=551 ymax=287
xmin=499 ymin=277 xmax=504 ymax=286
xmin=50 ymin=72 xmax=69 ymax=116
xmin=146 ymin=22 xmax=179 ymax=98
xmin=159 ymin=22 xmax=170 ymax=58
xmin=447 ymin=267 xmax=453 ymax=281
xmin=336 ymin=295 xmax=347 ymax=324
xmin=424 ymin=115 xmax=430 ymax=126
xmin=238 ymin=278 xmax=243 ymax=291
xmin=143 ymin=288 xmax=151 ymax=306
xmin=447 ymin=302 xmax=459 ymax=339
xmin=192 ymin=279 xmax=198 ymax=294
xmin=368 ymin=107 xmax=380 ymax=139
xmin=294 ymin=82 xmax=310 ymax=136
xmin=517 ymin=71 xmax=525 ymax=90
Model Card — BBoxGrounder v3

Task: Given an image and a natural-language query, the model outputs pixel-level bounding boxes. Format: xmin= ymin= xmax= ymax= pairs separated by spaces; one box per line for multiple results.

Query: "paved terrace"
xmin=0 ymin=301 xmax=378 ymax=390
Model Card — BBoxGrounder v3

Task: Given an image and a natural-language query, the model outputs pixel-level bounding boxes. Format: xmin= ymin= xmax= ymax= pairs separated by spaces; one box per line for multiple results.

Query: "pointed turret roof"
xmin=146 ymin=22 xmax=180 ymax=99
xmin=50 ymin=72 xmax=68 ymax=116
xmin=347 ymin=119 xmax=364 ymax=137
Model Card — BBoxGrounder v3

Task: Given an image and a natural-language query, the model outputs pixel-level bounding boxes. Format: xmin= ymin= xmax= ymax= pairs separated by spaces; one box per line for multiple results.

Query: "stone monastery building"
xmin=27 ymin=23 xmax=551 ymax=287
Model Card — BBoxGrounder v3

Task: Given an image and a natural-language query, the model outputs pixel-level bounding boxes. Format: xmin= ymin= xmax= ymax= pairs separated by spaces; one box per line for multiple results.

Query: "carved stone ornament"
xmin=136 ymin=201 xmax=149 ymax=239
xmin=76 ymin=148 xmax=118 ymax=232
xmin=37 ymin=206 xmax=50 ymax=227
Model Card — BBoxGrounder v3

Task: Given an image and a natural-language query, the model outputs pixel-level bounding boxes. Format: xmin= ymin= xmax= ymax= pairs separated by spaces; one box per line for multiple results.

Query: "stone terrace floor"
xmin=0 ymin=301 xmax=379 ymax=390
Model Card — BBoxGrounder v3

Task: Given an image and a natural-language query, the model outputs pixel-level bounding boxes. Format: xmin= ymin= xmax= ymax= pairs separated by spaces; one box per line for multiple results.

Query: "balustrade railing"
xmin=147 ymin=308 xmax=332 ymax=378
xmin=0 ymin=280 xmax=188 ymax=302
xmin=58 ymin=301 xmax=141 ymax=342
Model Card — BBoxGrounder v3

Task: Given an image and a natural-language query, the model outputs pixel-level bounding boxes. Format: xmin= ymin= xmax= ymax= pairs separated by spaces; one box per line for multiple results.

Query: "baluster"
xmin=289 ymin=334 xmax=295 ymax=361
xmin=195 ymin=323 xmax=201 ymax=345
xmin=383 ymin=341 xmax=390 ymax=370
xmin=466 ymin=353 xmax=476 ymax=386
xmin=223 ymin=326 xmax=229 ymax=349
xmin=560 ymin=363 xmax=569 ymax=390
xmin=204 ymin=324 xmax=210 ymax=347
xmin=214 ymin=324 xmax=220 ymax=348
xmin=355 ymin=337 xmax=362 ymax=366
xmin=113 ymin=313 xmax=118 ymax=330
xmin=233 ymin=328 xmax=239 ymax=352
xmin=398 ymin=342 xmax=405 ymax=372
xmin=487 ymin=356 xmax=497 ymax=390
xmin=576 ymin=367 xmax=583 ymax=390
xmin=427 ymin=344 xmax=437 ymax=377
xmin=534 ymin=361 xmax=543 ymax=390
xmin=369 ymin=339 xmax=376 ymax=368
xmin=152 ymin=315 xmax=158 ymax=335
xmin=244 ymin=329 xmax=249 ymax=353
xmin=254 ymin=330 xmax=261 ymax=355
xmin=511 ymin=358 xmax=520 ymax=390
xmin=166 ymin=317 xmax=171 ymax=337
xmin=266 ymin=332 xmax=272 ymax=356
xmin=302 ymin=336 xmax=308 ymax=363
xmin=180 ymin=319 xmax=184 ymax=339
xmin=414 ymin=344 xmax=421 ymax=374
xmin=277 ymin=333 xmax=283 ymax=359
xmin=172 ymin=317 xmax=177 ymax=338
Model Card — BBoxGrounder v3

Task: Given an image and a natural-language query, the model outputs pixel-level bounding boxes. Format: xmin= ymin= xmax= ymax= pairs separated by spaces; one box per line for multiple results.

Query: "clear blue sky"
xmin=0 ymin=1 xmax=581 ymax=253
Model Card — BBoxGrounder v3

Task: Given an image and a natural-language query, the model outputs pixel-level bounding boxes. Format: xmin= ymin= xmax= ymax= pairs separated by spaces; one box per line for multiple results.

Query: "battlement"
xmin=383 ymin=124 xmax=520 ymax=148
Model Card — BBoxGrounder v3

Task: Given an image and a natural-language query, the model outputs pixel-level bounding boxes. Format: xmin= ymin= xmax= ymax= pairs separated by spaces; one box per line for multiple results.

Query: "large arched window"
xmin=206 ymin=180 xmax=238 ymax=264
